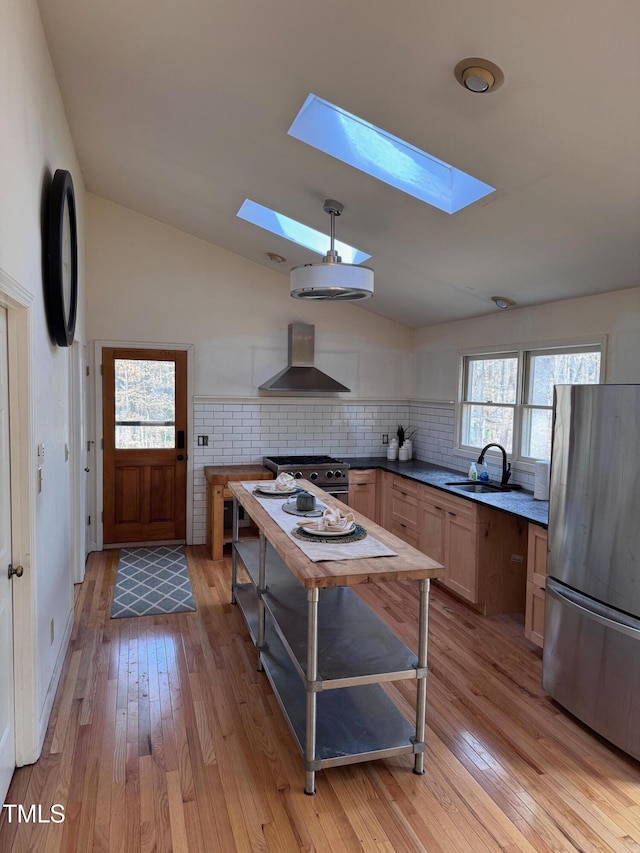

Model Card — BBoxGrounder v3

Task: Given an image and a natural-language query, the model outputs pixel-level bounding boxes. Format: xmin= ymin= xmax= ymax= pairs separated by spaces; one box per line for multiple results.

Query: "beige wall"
xmin=86 ymin=195 xmax=414 ymax=400
xmin=1 ymin=0 xmax=85 ymax=760
xmin=414 ymin=287 xmax=640 ymax=401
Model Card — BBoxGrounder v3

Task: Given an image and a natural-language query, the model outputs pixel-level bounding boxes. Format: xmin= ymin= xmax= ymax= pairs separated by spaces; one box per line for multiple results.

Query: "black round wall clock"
xmin=45 ymin=169 xmax=78 ymax=346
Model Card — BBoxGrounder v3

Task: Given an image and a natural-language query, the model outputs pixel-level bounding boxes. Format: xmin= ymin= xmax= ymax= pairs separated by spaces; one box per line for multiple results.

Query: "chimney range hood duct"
xmin=259 ymin=323 xmax=350 ymax=392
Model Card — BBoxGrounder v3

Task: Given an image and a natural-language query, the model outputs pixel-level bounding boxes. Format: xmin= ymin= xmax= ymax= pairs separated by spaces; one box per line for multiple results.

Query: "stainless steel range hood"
xmin=259 ymin=323 xmax=350 ymax=393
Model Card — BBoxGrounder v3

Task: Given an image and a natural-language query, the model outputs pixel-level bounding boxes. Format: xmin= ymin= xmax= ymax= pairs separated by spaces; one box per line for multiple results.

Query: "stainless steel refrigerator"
xmin=543 ymin=384 xmax=640 ymax=761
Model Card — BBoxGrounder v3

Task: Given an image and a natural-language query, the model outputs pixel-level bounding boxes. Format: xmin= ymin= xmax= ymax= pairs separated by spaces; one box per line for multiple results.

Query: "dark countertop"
xmin=342 ymin=456 xmax=549 ymax=528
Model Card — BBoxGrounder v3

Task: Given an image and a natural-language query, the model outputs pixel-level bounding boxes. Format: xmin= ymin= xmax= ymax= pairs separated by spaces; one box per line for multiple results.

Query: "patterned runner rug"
xmin=111 ymin=545 xmax=196 ymax=618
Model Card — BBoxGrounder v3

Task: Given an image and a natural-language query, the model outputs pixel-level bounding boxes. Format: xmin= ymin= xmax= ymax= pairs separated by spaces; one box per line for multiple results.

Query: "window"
xmin=288 ymin=94 xmax=495 ymax=214
xmin=236 ymin=199 xmax=370 ymax=263
xmin=460 ymin=344 xmax=601 ymax=461
xmin=114 ymin=358 xmax=176 ymax=449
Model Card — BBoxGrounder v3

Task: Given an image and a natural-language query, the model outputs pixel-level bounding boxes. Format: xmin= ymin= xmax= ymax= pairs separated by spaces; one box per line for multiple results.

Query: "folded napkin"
xmin=273 ymin=472 xmax=296 ymax=491
xmin=298 ymin=506 xmax=355 ymax=533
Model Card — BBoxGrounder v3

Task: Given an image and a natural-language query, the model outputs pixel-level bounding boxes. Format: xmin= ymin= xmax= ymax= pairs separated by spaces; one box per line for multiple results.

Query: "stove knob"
xmin=310 ymin=471 xmax=319 ymax=480
xmin=294 ymin=471 xmax=303 ymax=479
xmin=326 ymin=470 xmax=334 ymax=479
xmin=333 ymin=470 xmax=342 ymax=479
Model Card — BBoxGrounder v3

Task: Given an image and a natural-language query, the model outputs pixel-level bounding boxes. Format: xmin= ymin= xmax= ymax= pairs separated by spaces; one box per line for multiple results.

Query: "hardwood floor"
xmin=2 ymin=546 xmax=640 ymax=852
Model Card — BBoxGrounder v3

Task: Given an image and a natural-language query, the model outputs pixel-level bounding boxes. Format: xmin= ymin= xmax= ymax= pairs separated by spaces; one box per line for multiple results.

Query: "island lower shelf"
xmin=235 ymin=539 xmax=421 ymax=688
xmin=235 ymin=583 xmax=418 ymax=767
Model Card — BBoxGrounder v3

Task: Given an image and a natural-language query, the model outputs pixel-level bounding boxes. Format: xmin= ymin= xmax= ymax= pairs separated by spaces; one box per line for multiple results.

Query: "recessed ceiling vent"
xmin=259 ymin=323 xmax=350 ymax=393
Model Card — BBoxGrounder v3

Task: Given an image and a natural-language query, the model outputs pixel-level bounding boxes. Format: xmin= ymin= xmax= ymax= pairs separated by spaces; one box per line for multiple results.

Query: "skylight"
xmin=288 ymin=94 xmax=495 ymax=214
xmin=236 ymin=199 xmax=370 ymax=263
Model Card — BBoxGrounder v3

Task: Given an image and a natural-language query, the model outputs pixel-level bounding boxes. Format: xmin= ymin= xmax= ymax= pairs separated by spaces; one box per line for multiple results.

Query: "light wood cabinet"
xmin=388 ymin=475 xmax=420 ymax=547
xmin=525 ymin=524 xmax=548 ymax=648
xmin=381 ymin=475 xmax=529 ymax=615
xmin=420 ymin=486 xmax=527 ymax=614
xmin=348 ymin=469 xmax=378 ymax=523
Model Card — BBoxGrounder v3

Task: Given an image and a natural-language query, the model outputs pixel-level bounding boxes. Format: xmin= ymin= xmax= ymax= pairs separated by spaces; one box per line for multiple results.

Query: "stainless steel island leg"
xmin=230 ymin=497 xmax=239 ymax=603
xmin=304 ymin=587 xmax=319 ymax=795
xmin=256 ymin=532 xmax=267 ymax=672
xmin=414 ymin=578 xmax=430 ymax=775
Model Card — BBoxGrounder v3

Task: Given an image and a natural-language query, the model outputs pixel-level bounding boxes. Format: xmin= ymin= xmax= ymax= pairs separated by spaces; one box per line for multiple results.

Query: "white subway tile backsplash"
xmin=190 ymin=398 xmax=531 ymax=544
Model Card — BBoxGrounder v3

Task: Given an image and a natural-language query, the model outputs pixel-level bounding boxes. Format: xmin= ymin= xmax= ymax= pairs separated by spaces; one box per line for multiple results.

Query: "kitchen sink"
xmin=445 ymin=480 xmax=508 ymax=493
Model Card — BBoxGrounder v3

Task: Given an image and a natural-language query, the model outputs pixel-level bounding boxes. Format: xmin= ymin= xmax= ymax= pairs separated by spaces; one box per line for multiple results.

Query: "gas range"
xmin=262 ymin=455 xmax=350 ymax=491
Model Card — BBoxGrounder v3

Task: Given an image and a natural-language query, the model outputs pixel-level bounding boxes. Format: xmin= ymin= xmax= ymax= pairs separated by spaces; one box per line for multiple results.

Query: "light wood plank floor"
xmin=2 ymin=546 xmax=640 ymax=852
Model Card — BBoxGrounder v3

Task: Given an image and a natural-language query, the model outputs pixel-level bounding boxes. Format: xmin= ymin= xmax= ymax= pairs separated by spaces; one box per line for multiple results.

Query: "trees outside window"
xmin=460 ymin=345 xmax=601 ymax=461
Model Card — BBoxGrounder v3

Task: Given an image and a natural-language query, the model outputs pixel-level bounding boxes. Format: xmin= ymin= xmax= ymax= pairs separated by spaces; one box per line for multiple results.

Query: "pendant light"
xmin=290 ymin=200 xmax=374 ymax=301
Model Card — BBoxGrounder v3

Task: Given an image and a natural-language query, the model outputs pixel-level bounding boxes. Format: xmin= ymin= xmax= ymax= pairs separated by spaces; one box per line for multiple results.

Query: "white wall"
xmin=413 ymin=287 xmax=640 ymax=401
xmin=86 ymin=195 xmax=414 ymax=400
xmin=1 ymin=0 xmax=85 ymax=759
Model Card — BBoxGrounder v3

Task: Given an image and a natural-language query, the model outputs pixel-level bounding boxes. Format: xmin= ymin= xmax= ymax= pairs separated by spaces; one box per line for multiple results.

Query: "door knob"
xmin=177 ymin=454 xmax=184 ymax=461
xmin=8 ymin=564 xmax=23 ymax=579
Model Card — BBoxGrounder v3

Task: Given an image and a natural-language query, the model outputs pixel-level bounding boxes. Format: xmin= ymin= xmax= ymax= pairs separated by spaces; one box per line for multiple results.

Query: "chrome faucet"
xmin=477 ymin=443 xmax=511 ymax=486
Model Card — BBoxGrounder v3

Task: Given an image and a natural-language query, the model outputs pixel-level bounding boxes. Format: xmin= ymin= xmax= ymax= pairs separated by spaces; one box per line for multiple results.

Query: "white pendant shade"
xmin=290 ymin=262 xmax=374 ymax=301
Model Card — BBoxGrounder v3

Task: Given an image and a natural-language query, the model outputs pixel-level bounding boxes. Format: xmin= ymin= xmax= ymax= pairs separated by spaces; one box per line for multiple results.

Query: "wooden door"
xmin=103 ymin=348 xmax=187 ymax=545
xmin=0 ymin=307 xmax=16 ymax=801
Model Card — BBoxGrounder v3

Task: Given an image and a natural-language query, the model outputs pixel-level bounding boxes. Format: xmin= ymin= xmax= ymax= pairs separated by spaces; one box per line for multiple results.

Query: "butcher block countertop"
xmin=228 ymin=479 xmax=444 ymax=589
xmin=204 ymin=464 xmax=272 ymax=485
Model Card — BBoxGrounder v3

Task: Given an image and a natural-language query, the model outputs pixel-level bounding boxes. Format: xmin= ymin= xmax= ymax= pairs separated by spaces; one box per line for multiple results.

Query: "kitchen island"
xmin=228 ymin=479 xmax=444 ymax=794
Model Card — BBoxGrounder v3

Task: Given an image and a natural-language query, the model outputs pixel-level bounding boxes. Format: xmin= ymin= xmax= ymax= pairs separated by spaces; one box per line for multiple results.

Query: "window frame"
xmin=457 ymin=337 xmax=605 ymax=466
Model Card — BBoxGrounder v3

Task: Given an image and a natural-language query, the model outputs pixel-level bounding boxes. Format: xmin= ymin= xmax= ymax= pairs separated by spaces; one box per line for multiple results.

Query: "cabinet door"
xmin=349 ymin=481 xmax=377 ymax=522
xmin=525 ymin=582 xmax=545 ymax=648
xmin=348 ymin=470 xmax=377 ymax=522
xmin=419 ymin=500 xmax=445 ymax=564
xmin=379 ymin=471 xmax=394 ymax=530
xmin=444 ymin=511 xmax=478 ymax=602
xmin=527 ymin=524 xmax=548 ymax=587
xmin=525 ymin=524 xmax=548 ymax=646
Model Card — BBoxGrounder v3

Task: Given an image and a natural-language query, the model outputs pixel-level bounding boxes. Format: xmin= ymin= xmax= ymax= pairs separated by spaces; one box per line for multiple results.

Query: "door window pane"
xmin=115 ymin=359 xmax=176 ymax=449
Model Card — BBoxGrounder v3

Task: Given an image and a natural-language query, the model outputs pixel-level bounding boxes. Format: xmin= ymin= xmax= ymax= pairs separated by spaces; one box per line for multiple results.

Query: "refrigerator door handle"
xmin=547 ymin=578 xmax=640 ymax=639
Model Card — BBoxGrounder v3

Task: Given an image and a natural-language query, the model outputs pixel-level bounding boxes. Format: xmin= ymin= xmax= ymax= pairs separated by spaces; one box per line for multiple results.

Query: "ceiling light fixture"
xmin=454 ymin=58 xmax=504 ymax=93
xmin=491 ymin=296 xmax=516 ymax=309
xmin=290 ymin=200 xmax=374 ymax=301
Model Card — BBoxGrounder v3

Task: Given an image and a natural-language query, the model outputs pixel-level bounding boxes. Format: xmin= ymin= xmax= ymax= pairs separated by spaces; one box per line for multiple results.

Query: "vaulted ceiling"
xmin=38 ymin=0 xmax=640 ymax=328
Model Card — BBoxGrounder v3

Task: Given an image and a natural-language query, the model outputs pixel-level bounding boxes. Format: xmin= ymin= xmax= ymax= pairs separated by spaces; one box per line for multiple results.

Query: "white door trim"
xmin=69 ymin=341 xmax=88 ymax=583
xmin=94 ymin=340 xmax=195 ymax=551
xmin=0 ymin=267 xmax=39 ymax=765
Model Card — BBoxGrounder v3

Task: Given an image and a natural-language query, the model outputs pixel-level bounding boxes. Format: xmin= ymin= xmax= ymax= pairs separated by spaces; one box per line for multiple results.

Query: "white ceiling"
xmin=38 ymin=0 xmax=640 ymax=328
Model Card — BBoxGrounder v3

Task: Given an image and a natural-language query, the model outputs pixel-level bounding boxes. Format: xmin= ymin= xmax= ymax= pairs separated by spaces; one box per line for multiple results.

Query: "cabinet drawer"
xmin=390 ymin=490 xmax=418 ymax=529
xmin=419 ymin=484 xmax=477 ymax=522
xmin=350 ymin=469 xmax=377 ymax=485
xmin=390 ymin=476 xmax=420 ymax=499
xmin=389 ymin=519 xmax=420 ymax=549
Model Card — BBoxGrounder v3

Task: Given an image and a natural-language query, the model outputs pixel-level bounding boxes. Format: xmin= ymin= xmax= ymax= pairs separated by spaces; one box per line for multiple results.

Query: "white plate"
xmin=297 ymin=523 xmax=355 ymax=537
xmin=255 ymin=484 xmax=299 ymax=495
